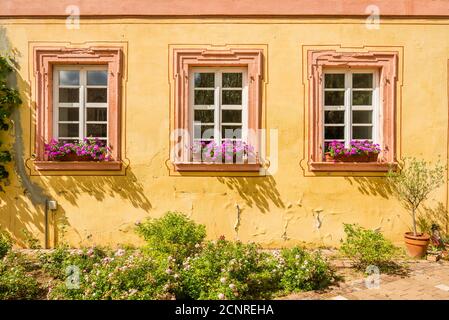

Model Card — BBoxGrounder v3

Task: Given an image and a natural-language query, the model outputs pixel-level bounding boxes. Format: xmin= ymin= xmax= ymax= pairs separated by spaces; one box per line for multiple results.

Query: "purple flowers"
xmin=190 ymin=140 xmax=256 ymax=163
xmin=327 ymin=140 xmax=381 ymax=157
xmin=44 ymin=137 xmax=112 ymax=161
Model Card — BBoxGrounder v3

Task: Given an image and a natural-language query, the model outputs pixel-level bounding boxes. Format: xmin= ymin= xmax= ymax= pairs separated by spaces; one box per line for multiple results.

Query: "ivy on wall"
xmin=0 ymin=56 xmax=21 ymax=190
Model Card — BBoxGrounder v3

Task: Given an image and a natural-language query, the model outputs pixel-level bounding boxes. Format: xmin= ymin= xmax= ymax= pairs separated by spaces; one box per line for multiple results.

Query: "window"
xmin=190 ymin=68 xmax=248 ymax=148
xmin=33 ymin=46 xmax=123 ymax=172
xmin=307 ymin=50 xmax=398 ymax=172
xmin=171 ymin=48 xmax=264 ymax=172
xmin=323 ymin=70 xmax=379 ymax=152
xmin=53 ymin=66 xmax=109 ymax=144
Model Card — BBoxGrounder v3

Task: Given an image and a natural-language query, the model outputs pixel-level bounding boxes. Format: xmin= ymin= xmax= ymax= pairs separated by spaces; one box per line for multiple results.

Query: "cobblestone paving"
xmin=280 ymin=259 xmax=449 ymax=300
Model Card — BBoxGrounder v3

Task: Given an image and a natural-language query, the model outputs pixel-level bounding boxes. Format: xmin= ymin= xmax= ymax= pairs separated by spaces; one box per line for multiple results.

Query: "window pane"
xmin=324 ymin=74 xmax=344 ymax=88
xmin=324 ymin=91 xmax=344 ymax=106
xmin=194 ymin=125 xmax=215 ymax=139
xmin=222 ymin=73 xmax=242 ymax=88
xmin=59 ymin=71 xmax=79 ymax=86
xmin=353 ymin=73 xmax=373 ymax=88
xmin=222 ymin=126 xmax=242 ymax=139
xmin=222 ymin=110 xmax=242 ymax=123
xmin=352 ymin=91 xmax=372 ymax=105
xmin=194 ymin=110 xmax=214 ymax=123
xmin=222 ymin=90 xmax=242 ymax=105
xmin=59 ymin=123 xmax=79 ymax=137
xmin=86 ymin=108 xmax=108 ymax=121
xmin=59 ymin=88 xmax=79 ymax=103
xmin=324 ymin=126 xmax=344 ymax=140
xmin=352 ymin=111 xmax=372 ymax=124
xmin=194 ymin=73 xmax=215 ymax=88
xmin=86 ymin=124 xmax=107 ymax=138
xmin=87 ymin=70 xmax=108 ymax=86
xmin=324 ymin=111 xmax=344 ymax=124
xmin=87 ymin=88 xmax=107 ymax=103
xmin=59 ymin=108 xmax=79 ymax=121
xmin=194 ymin=90 xmax=214 ymax=105
xmin=352 ymin=126 xmax=373 ymax=139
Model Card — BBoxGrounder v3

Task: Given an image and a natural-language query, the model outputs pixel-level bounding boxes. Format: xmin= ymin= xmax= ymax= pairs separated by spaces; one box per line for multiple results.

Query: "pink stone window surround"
xmin=307 ymin=50 xmax=398 ymax=172
xmin=172 ymin=48 xmax=263 ymax=172
xmin=33 ymin=46 xmax=123 ymax=171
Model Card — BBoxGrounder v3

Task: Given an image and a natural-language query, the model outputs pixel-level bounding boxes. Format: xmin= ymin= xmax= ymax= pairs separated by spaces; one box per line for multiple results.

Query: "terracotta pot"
xmin=57 ymin=153 xmax=93 ymax=161
xmin=404 ymin=232 xmax=430 ymax=258
xmin=324 ymin=152 xmax=379 ymax=162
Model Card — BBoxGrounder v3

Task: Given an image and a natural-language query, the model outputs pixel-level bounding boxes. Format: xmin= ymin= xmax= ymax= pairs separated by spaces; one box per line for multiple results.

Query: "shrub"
xmin=39 ymin=245 xmax=107 ymax=279
xmin=48 ymin=248 xmax=175 ymax=300
xmin=279 ymin=247 xmax=335 ymax=292
xmin=0 ymin=229 xmax=12 ymax=259
xmin=21 ymin=229 xmax=42 ymax=250
xmin=181 ymin=238 xmax=281 ymax=300
xmin=340 ymin=224 xmax=398 ymax=270
xmin=0 ymin=252 xmax=40 ymax=299
xmin=136 ymin=211 xmax=206 ymax=262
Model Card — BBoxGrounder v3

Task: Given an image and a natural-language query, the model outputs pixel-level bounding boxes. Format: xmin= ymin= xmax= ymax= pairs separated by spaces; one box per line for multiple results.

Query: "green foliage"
xmin=340 ymin=224 xmax=398 ymax=270
xmin=0 ymin=212 xmax=336 ymax=300
xmin=279 ymin=247 xmax=334 ymax=292
xmin=48 ymin=248 xmax=174 ymax=300
xmin=21 ymin=229 xmax=42 ymax=249
xmin=181 ymin=238 xmax=281 ymax=300
xmin=39 ymin=245 xmax=107 ymax=279
xmin=417 ymin=202 xmax=449 ymax=239
xmin=0 ymin=56 xmax=22 ymax=188
xmin=387 ymin=158 xmax=445 ymax=235
xmin=0 ymin=229 xmax=12 ymax=259
xmin=136 ymin=211 xmax=206 ymax=262
xmin=0 ymin=252 xmax=40 ymax=299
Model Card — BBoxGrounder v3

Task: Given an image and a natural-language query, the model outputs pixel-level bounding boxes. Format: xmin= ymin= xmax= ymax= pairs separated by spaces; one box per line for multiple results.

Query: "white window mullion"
xmin=215 ymin=70 xmax=221 ymax=145
xmin=344 ymin=72 xmax=352 ymax=148
xmin=79 ymin=69 xmax=86 ymax=141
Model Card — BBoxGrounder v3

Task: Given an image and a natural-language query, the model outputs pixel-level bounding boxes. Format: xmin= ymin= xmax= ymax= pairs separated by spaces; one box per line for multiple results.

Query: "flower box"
xmin=325 ymin=140 xmax=381 ymax=163
xmin=57 ymin=153 xmax=95 ymax=162
xmin=190 ymin=140 xmax=257 ymax=164
xmin=325 ymin=151 xmax=379 ymax=162
xmin=44 ymin=138 xmax=112 ymax=162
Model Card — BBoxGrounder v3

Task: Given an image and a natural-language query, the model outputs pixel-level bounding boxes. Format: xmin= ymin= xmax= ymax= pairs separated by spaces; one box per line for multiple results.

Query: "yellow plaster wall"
xmin=0 ymin=18 xmax=448 ymax=248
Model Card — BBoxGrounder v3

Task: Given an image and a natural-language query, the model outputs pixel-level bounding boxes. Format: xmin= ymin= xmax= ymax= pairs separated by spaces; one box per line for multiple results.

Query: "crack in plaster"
xmin=313 ymin=209 xmax=323 ymax=230
xmin=234 ymin=204 xmax=241 ymax=241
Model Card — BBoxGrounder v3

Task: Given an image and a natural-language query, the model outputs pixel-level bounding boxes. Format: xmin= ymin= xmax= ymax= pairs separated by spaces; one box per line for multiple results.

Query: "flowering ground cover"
xmin=0 ymin=212 xmax=336 ymax=300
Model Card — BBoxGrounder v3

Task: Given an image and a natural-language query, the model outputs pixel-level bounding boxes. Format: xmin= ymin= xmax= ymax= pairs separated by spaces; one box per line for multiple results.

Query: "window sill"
xmin=309 ymin=161 xmax=397 ymax=172
xmin=34 ymin=161 xmax=122 ymax=171
xmin=174 ymin=162 xmax=262 ymax=172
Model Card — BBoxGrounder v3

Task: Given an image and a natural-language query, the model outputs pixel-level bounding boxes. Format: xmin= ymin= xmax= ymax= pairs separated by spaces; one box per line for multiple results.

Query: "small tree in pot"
xmin=387 ymin=158 xmax=445 ymax=258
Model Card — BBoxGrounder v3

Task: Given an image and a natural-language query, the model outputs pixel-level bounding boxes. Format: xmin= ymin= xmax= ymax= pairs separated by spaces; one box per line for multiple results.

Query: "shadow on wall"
xmin=418 ymin=202 xmax=449 ymax=236
xmin=217 ymin=175 xmax=285 ymax=213
xmin=44 ymin=169 xmax=152 ymax=211
xmin=344 ymin=176 xmax=393 ymax=199
xmin=0 ymin=27 xmax=152 ymax=247
xmin=0 ymin=26 xmax=51 ymax=247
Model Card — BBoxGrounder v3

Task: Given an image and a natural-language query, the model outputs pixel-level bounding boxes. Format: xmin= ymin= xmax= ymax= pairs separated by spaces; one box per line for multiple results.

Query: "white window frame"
xmin=53 ymin=65 xmax=109 ymax=144
xmin=189 ymin=67 xmax=248 ymax=146
xmin=322 ymin=68 xmax=380 ymax=148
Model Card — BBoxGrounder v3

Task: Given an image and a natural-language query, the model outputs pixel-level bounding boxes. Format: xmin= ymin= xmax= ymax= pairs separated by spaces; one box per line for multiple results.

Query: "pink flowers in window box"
xmin=325 ymin=140 xmax=381 ymax=162
xmin=44 ymin=138 xmax=112 ymax=161
xmin=190 ymin=140 xmax=257 ymax=164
